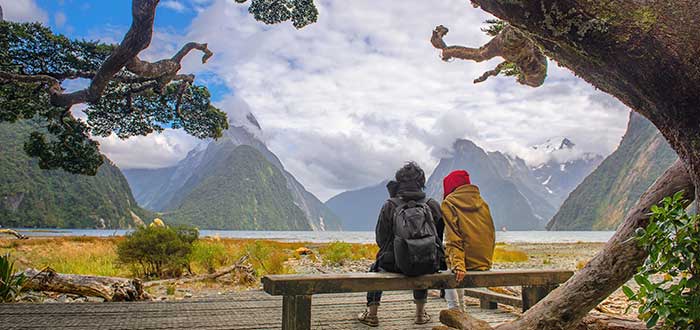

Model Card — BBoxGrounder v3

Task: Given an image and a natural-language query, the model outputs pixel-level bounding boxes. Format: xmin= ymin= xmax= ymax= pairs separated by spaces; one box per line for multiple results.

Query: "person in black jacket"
xmin=358 ymin=162 xmax=445 ymax=327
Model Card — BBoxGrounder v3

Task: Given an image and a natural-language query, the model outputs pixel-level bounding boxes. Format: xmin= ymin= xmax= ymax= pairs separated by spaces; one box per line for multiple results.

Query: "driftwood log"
xmin=20 ymin=256 xmax=254 ymax=301
xmin=143 ymin=255 xmax=255 ymax=287
xmin=439 ymin=309 xmax=492 ymax=330
xmin=0 ymin=229 xmax=28 ymax=239
xmin=22 ymin=268 xmax=149 ymax=302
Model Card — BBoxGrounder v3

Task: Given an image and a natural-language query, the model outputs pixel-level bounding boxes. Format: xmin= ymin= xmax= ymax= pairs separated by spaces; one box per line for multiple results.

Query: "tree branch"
xmin=431 ymin=24 xmax=547 ymax=87
xmin=172 ymin=42 xmax=212 ymax=64
xmin=0 ymin=71 xmax=61 ymax=95
xmin=50 ymin=0 xmax=161 ymax=108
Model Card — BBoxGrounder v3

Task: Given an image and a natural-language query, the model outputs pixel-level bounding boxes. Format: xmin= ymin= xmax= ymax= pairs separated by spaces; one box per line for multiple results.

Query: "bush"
xmin=191 ymin=240 xmax=229 ymax=274
xmin=623 ymin=192 xmax=700 ymax=329
xmin=244 ymin=241 xmax=293 ymax=275
xmin=0 ymin=254 xmax=25 ymax=303
xmin=116 ymin=225 xmax=198 ymax=279
xmin=319 ymin=241 xmax=354 ymax=266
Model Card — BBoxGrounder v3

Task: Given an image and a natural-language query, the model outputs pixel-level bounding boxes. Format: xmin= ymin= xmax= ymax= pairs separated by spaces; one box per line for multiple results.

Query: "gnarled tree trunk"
xmin=433 ymin=1 xmax=700 ymax=329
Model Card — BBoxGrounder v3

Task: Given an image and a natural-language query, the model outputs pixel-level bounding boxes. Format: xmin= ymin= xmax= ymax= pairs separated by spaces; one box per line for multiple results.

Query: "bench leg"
xmin=282 ymin=295 xmax=312 ymax=330
xmin=479 ymin=298 xmax=498 ymax=309
xmin=521 ymin=285 xmax=557 ymax=312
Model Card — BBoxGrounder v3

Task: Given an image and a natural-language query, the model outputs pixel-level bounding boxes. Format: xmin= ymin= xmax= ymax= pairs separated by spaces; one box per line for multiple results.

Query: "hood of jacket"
xmin=396 ymin=180 xmax=426 ymax=201
xmin=444 ymin=184 xmax=484 ymax=211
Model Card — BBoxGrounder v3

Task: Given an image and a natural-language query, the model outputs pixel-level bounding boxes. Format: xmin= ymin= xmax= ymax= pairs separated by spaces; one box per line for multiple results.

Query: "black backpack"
xmin=390 ymin=197 xmax=439 ymax=276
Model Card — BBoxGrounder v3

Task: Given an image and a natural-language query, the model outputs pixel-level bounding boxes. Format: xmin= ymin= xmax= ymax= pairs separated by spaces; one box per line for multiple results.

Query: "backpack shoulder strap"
xmin=388 ymin=197 xmax=405 ymax=207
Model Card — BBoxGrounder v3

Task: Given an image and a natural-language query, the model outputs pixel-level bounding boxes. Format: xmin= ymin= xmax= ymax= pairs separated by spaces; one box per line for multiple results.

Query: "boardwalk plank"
xmin=1 ymin=290 xmax=517 ymax=329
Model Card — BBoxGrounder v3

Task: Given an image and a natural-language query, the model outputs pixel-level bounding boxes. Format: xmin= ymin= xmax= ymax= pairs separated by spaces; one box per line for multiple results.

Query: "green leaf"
xmin=646 ymin=313 xmax=659 ymax=328
xmin=622 ymin=286 xmax=636 ymax=299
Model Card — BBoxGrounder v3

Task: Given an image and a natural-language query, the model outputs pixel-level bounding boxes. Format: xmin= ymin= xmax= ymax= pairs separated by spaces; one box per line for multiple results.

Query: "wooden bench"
xmin=463 ymin=288 xmax=523 ymax=310
xmin=262 ymin=269 xmax=573 ymax=330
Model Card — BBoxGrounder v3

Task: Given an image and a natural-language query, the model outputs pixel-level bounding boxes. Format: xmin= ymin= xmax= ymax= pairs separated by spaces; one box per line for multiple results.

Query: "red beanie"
xmin=443 ymin=170 xmax=471 ymax=199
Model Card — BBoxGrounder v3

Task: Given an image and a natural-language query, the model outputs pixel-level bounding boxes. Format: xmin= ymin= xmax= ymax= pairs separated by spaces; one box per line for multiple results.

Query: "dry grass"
xmin=493 ymin=245 xmax=529 ymax=263
xmin=0 ymin=237 xmax=127 ymax=277
xmin=0 ymin=237 xmax=366 ymax=279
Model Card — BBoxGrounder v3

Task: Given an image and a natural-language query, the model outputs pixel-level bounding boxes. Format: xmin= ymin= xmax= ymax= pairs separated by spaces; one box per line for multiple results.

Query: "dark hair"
xmin=395 ymin=161 xmax=426 ymax=188
xmin=386 ymin=180 xmax=399 ymax=198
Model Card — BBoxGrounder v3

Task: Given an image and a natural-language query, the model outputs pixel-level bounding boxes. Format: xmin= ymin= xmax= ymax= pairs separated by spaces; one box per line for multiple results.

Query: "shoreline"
xmin=4 ymin=229 xmax=616 ymax=244
xmin=1 ymin=236 xmax=636 ymax=318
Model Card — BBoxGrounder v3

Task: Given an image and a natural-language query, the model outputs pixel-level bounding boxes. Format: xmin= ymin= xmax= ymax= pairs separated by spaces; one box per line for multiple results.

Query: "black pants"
xmin=366 ymin=262 xmax=428 ymax=306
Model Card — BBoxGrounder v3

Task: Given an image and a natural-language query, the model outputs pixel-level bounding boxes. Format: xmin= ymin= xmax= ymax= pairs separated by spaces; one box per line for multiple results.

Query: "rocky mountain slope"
xmin=0 ymin=121 xmax=148 ymax=229
xmin=547 ymin=113 xmax=678 ymax=230
xmin=124 ymin=104 xmax=341 ymax=231
xmin=531 ymin=138 xmax=604 ymax=206
xmin=327 ymin=137 xmax=602 ymax=231
xmin=325 ymin=181 xmax=388 ymax=231
xmin=424 ymin=139 xmax=545 ymax=230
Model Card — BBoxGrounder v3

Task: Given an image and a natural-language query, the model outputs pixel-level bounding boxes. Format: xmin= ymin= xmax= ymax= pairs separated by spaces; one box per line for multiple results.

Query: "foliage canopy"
xmin=0 ymin=21 xmax=227 ymax=175
xmin=0 ymin=0 xmax=320 ymax=176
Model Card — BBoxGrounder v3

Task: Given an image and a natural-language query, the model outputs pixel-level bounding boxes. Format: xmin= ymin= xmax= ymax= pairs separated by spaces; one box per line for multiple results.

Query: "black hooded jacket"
xmin=373 ymin=181 xmax=445 ymax=273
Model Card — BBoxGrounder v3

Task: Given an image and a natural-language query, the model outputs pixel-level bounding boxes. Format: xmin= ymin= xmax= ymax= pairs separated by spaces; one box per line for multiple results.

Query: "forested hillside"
xmin=0 ymin=121 xmax=149 ymax=228
xmin=163 ymin=145 xmax=310 ymax=230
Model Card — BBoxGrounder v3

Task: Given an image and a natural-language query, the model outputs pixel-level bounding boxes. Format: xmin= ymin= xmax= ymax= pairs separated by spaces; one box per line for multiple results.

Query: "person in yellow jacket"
xmin=441 ymin=170 xmax=495 ymax=311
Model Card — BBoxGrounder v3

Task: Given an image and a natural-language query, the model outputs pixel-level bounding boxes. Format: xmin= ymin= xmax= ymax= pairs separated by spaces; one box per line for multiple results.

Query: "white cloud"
xmin=96 ymin=131 xmax=201 ymax=170
xmin=0 ymin=0 xmax=48 ymax=23
xmin=96 ymin=0 xmax=630 ymax=200
xmin=162 ymin=1 xmax=186 ymax=13
xmin=54 ymin=11 xmax=66 ymax=28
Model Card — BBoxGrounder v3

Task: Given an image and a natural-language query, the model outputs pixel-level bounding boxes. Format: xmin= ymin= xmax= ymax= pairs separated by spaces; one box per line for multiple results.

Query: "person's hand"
xmin=454 ymin=270 xmax=465 ymax=283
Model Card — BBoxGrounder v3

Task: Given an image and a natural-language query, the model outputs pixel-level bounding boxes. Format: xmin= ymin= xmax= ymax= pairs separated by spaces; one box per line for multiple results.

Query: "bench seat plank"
xmin=263 ymin=270 xmax=572 ymax=296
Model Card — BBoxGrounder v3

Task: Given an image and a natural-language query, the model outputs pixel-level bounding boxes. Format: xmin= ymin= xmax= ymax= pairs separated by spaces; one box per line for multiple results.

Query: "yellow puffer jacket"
xmin=441 ymin=184 xmax=495 ymax=272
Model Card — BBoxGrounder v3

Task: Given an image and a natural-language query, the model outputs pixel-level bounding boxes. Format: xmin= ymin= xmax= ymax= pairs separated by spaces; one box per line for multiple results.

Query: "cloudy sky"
xmin=3 ymin=0 xmax=631 ymax=200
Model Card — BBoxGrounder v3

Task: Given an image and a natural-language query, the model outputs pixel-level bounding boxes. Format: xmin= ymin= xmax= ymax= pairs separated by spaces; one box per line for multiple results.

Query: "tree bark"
xmin=495 ymin=160 xmax=692 ymax=329
xmin=574 ymin=313 xmax=646 ymax=330
xmin=22 ymin=268 xmax=150 ymax=302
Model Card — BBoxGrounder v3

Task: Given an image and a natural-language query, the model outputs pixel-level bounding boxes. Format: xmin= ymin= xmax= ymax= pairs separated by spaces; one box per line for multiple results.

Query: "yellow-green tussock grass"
xmin=493 ymin=246 xmax=529 ymax=263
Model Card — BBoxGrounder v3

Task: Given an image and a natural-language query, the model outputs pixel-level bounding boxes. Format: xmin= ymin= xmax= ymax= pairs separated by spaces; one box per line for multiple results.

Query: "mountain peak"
xmin=531 ymin=137 xmax=575 ymax=153
xmin=560 ymin=138 xmax=575 ymax=150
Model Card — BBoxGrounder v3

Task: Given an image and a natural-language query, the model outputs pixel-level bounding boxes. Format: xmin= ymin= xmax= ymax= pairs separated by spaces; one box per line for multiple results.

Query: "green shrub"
xmin=623 ymin=192 xmax=700 ymax=329
xmin=319 ymin=241 xmax=353 ymax=266
xmin=116 ymin=225 xmax=198 ymax=279
xmin=0 ymin=254 xmax=25 ymax=303
xmin=244 ymin=241 xmax=292 ymax=275
xmin=191 ymin=241 xmax=229 ymax=274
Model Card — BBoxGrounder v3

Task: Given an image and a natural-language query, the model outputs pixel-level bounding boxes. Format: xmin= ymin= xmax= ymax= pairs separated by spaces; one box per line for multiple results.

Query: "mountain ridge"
xmin=547 ymin=112 xmax=678 ymax=230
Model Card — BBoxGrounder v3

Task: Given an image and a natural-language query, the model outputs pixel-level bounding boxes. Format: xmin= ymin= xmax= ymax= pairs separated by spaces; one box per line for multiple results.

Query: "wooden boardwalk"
xmin=0 ymin=290 xmax=517 ymax=329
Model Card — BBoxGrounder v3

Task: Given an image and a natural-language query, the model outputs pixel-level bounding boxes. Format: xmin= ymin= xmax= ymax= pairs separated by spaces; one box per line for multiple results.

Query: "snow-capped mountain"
xmin=530 ymin=138 xmax=604 ymax=206
xmin=327 ymin=137 xmax=604 ymax=230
